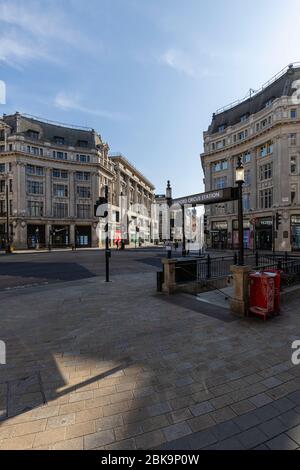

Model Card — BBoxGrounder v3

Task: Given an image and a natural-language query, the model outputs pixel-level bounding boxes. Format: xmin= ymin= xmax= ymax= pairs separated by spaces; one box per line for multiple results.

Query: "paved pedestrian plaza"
xmin=0 ymin=264 xmax=300 ymax=450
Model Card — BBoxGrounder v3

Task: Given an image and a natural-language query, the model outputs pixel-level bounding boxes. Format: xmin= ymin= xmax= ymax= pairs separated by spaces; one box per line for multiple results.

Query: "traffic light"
xmin=204 ymin=214 xmax=208 ymax=234
xmin=275 ymin=212 xmax=282 ymax=231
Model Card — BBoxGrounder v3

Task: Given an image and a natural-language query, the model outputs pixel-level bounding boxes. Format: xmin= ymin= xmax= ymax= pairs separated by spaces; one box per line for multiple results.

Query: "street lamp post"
xmin=235 ymin=156 xmax=245 ymax=266
xmin=1 ymin=173 xmax=12 ymax=254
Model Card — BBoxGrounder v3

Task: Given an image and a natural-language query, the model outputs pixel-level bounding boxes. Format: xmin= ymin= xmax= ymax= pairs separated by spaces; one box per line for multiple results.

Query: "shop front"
xmin=211 ymin=221 xmax=228 ymax=249
xmin=27 ymin=224 xmax=46 ymax=249
xmin=255 ymin=217 xmax=273 ymax=251
xmin=51 ymin=225 xmax=70 ymax=247
xmin=75 ymin=225 xmax=92 ymax=247
xmin=291 ymin=215 xmax=300 ymax=251
xmin=232 ymin=220 xmax=253 ymax=250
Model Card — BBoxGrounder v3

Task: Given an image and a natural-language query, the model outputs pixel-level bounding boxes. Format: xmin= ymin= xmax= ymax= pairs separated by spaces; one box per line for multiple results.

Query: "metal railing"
xmin=173 ymin=252 xmax=300 ymax=286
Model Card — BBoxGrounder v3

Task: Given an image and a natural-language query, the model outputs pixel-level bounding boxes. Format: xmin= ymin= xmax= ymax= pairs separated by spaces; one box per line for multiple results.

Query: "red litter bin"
xmin=249 ymin=271 xmax=279 ymax=320
xmin=263 ymin=269 xmax=281 ymax=314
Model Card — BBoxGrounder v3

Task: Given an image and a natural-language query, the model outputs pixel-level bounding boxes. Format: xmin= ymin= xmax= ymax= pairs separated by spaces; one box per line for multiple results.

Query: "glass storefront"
xmin=255 ymin=217 xmax=273 ymax=251
xmin=211 ymin=221 xmax=228 ymax=249
xmin=27 ymin=224 xmax=46 ymax=248
xmin=76 ymin=225 xmax=91 ymax=247
xmin=232 ymin=220 xmax=252 ymax=249
xmin=51 ymin=225 xmax=70 ymax=247
xmin=291 ymin=215 xmax=300 ymax=251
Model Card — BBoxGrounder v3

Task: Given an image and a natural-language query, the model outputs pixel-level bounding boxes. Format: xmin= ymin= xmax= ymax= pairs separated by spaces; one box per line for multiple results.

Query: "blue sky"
xmin=0 ymin=0 xmax=300 ymax=197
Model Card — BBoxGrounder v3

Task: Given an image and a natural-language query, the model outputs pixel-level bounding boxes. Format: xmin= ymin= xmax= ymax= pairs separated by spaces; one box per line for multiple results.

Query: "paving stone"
xmin=46 ymin=413 xmax=75 ymax=429
xmin=33 ymin=428 xmax=66 ymax=447
xmin=66 ymin=421 xmax=95 ymax=439
xmin=210 ymin=406 xmax=236 ymax=424
xmin=266 ymin=433 xmax=299 ymax=450
xmin=211 ymin=420 xmax=240 ymax=441
xmin=258 ymin=417 xmax=288 ymax=439
xmin=289 ymin=390 xmax=300 ymax=406
xmin=84 ymin=430 xmax=115 ymax=450
xmin=105 ymin=438 xmax=136 ymax=450
xmin=233 ymin=411 xmax=261 ymax=431
xmin=249 ymin=393 xmax=273 ymax=408
xmin=0 ymin=434 xmax=35 ymax=450
xmin=186 ymin=429 xmax=218 ymax=450
xmin=135 ymin=429 xmax=166 ymax=450
xmin=75 ymin=407 xmax=104 ymax=424
xmin=147 ymin=402 xmax=172 ymax=417
xmin=52 ymin=437 xmax=84 ymax=450
xmin=237 ymin=427 xmax=268 ymax=449
xmin=253 ymin=404 xmax=280 ymax=422
xmin=95 ymin=414 xmax=123 ymax=431
xmin=286 ymin=424 xmax=300 ymax=445
xmin=141 ymin=414 xmax=170 ymax=432
xmin=208 ymin=437 xmax=245 ymax=450
xmin=168 ymin=408 xmax=193 ymax=424
xmin=272 ymin=396 xmax=295 ymax=413
xmin=190 ymin=401 xmax=214 ymax=417
xmin=188 ymin=414 xmax=215 ymax=433
xmin=114 ymin=422 xmax=143 ymax=441
xmin=261 ymin=377 xmax=283 ymax=389
xmin=230 ymin=399 xmax=256 ymax=416
xmin=163 ymin=422 xmax=192 ymax=442
xmin=12 ymin=419 xmax=47 ymax=437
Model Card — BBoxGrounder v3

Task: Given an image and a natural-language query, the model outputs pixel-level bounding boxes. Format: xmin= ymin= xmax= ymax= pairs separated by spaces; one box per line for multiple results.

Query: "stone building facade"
xmin=108 ymin=154 xmax=155 ymax=246
xmin=0 ymin=113 xmax=155 ymax=249
xmin=201 ymin=64 xmax=300 ymax=252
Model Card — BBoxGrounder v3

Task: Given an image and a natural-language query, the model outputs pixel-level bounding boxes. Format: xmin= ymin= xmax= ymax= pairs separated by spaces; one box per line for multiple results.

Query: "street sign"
xmin=173 ymin=187 xmax=238 ymax=206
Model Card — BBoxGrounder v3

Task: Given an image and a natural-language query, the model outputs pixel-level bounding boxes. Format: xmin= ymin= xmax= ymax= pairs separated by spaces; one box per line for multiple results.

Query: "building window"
xmin=0 ymin=180 xmax=5 ymax=192
xmin=260 ymin=141 xmax=273 ymax=157
xmin=76 ymin=154 xmax=90 ymax=163
xmin=291 ymin=191 xmax=296 ymax=204
xmin=265 ymin=98 xmax=274 ymax=108
xmin=291 ymin=109 xmax=297 ymax=119
xmin=260 ymin=163 xmax=272 ymax=181
xmin=77 ymin=140 xmax=88 ymax=148
xmin=212 ymin=160 xmax=228 ymax=173
xmin=289 ymin=133 xmax=297 ymax=146
xmin=242 ymin=151 xmax=251 ymax=164
xmin=77 ymin=204 xmax=91 ymax=218
xmin=54 ymin=136 xmax=65 ymax=145
xmin=0 ymin=163 xmax=5 ymax=172
xmin=213 ymin=176 xmax=227 ymax=189
xmin=291 ymin=156 xmax=297 ymax=174
xmin=28 ymin=201 xmax=43 ymax=217
xmin=53 ymin=151 xmax=67 ymax=160
xmin=260 ymin=188 xmax=273 ymax=209
xmin=77 ymin=186 xmax=91 ymax=198
xmin=240 ymin=114 xmax=249 ymax=123
xmin=53 ymin=184 xmax=68 ymax=197
xmin=76 ymin=171 xmax=90 ymax=181
xmin=244 ymin=169 xmax=251 ymax=185
xmin=26 ymin=164 xmax=44 ymax=176
xmin=52 ymin=169 xmax=68 ymax=179
xmin=27 ymin=180 xmax=43 ymax=195
xmin=0 ymin=130 xmax=5 ymax=140
xmin=243 ymin=194 xmax=250 ymax=211
xmin=218 ymin=125 xmax=226 ymax=132
xmin=53 ymin=202 xmax=68 ymax=218
xmin=27 ymin=130 xmax=39 ymax=140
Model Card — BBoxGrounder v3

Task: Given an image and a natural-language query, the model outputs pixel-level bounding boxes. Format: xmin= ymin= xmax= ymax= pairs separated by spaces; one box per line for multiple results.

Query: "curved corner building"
xmin=201 ymin=63 xmax=300 ymax=252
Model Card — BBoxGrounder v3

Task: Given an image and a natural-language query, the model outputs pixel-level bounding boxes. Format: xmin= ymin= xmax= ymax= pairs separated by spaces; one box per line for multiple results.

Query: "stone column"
xmin=230 ymin=265 xmax=252 ymax=316
xmin=69 ymin=223 xmax=75 ymax=246
xmin=45 ymin=167 xmax=52 ymax=217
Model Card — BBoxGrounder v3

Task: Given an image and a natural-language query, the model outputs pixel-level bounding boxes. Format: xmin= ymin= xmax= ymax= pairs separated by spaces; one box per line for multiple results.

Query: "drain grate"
xmin=5 ymin=371 xmax=47 ymax=419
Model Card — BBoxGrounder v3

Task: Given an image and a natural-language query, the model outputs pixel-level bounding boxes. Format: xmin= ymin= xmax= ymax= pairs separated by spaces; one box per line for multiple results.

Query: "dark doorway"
xmin=75 ymin=225 xmax=92 ymax=247
xmin=27 ymin=225 xmax=46 ymax=249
